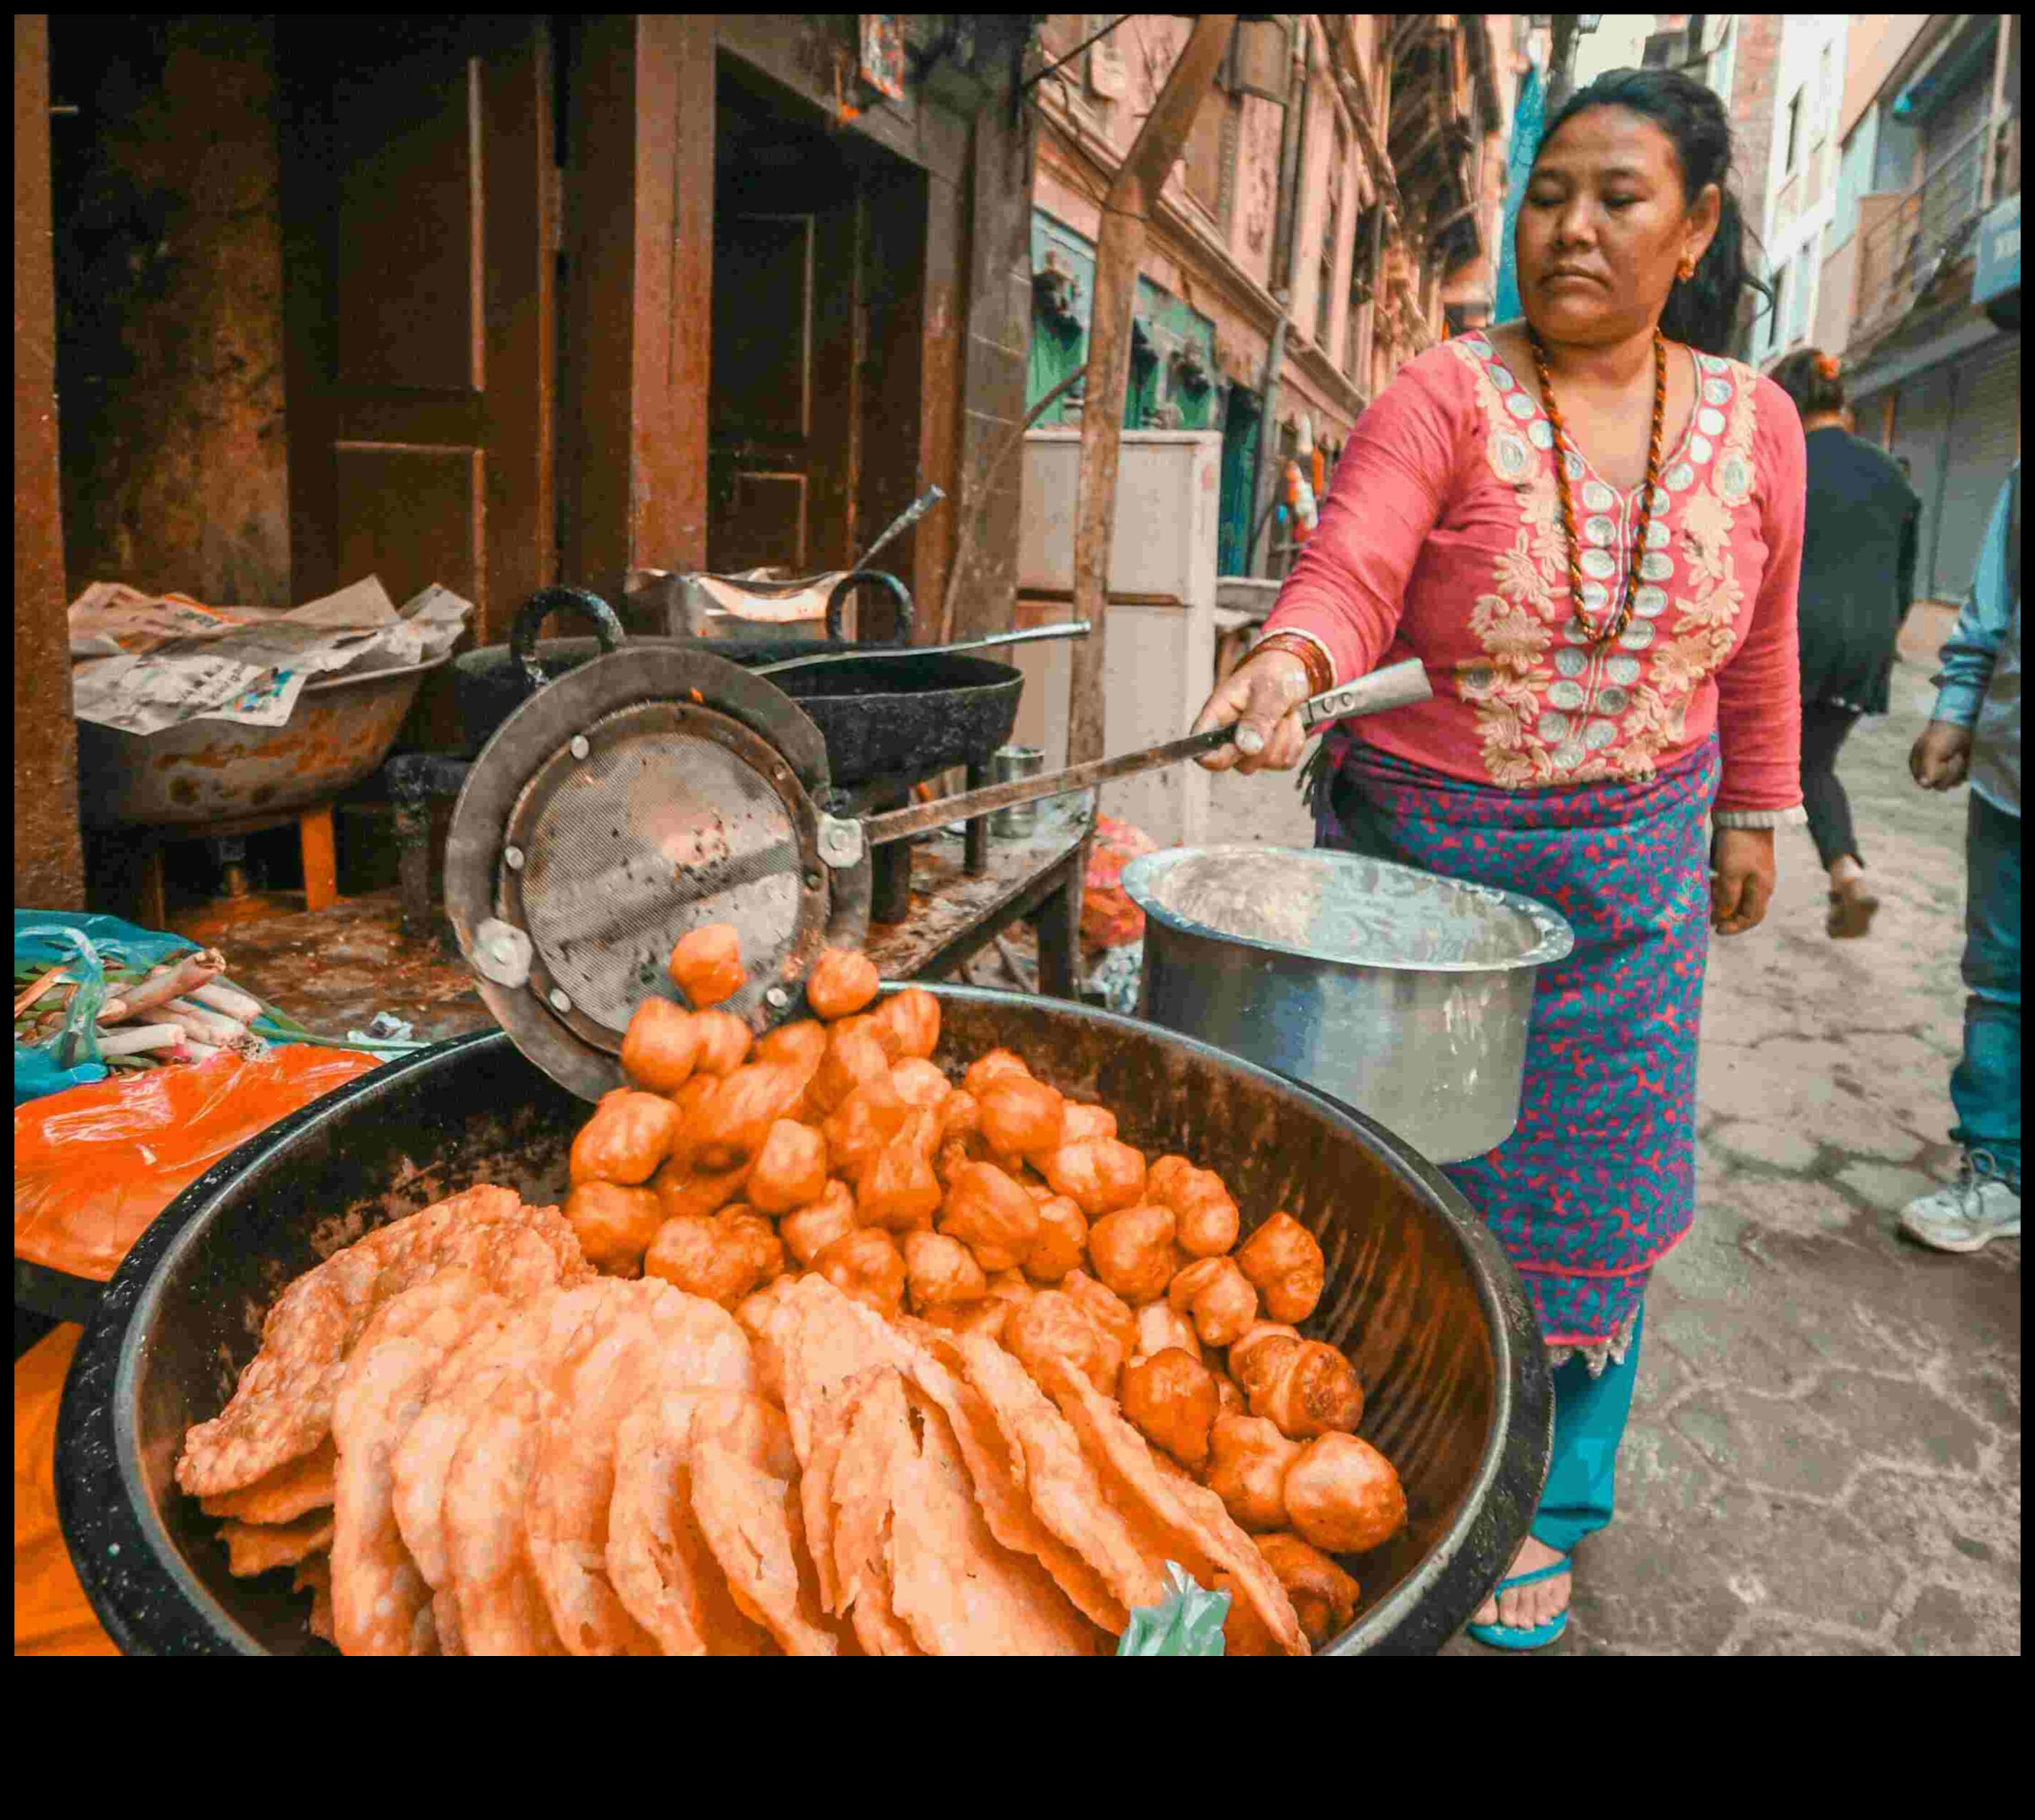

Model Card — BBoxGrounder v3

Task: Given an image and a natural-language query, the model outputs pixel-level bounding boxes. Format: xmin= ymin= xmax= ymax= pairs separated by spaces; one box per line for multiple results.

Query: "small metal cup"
xmin=987 ymin=744 xmax=1045 ymax=838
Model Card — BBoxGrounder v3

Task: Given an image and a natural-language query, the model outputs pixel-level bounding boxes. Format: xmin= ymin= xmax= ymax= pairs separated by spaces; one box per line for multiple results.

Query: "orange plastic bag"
xmin=13 ymin=1047 xmax=384 ymax=1283
xmin=15 ymin=1324 xmax=120 ymax=1656
xmin=1080 ymin=817 xmax=1160 ymax=950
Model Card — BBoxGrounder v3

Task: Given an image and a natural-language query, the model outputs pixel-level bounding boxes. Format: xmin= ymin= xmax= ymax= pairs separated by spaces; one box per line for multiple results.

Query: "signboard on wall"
xmin=1974 ymin=192 xmax=2021 ymax=308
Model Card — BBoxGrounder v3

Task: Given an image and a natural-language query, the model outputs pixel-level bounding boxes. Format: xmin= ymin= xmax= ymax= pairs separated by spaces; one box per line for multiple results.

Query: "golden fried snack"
xmin=809 ymin=1021 xmax=889 ymax=1114
xmin=1227 ymin=1319 xmax=1301 ymax=1382
xmin=296 ymin=1553 xmax=336 ymax=1644
xmin=1254 ymin=1532 xmax=1360 ymax=1649
xmin=691 ymin=1061 xmax=806 ymax=1171
xmin=177 ymin=1187 xmax=589 ymax=1500
xmin=198 ymin=1435 xmax=336 ymax=1525
xmin=902 ymin=1230 xmax=988 ymax=1311
xmin=977 ymin=1074 xmax=1066 ymax=1159
xmin=826 ymin=1370 xmax=924 ymax=1654
xmin=563 ymin=1180 xmax=664 ymax=1278
xmin=1051 ymin=1102 xmax=1118 ymax=1150
xmin=1204 ymin=1413 xmax=1303 ymax=1534
xmin=939 ymin=1088 xmax=983 ymax=1140
xmin=607 ymin=1391 xmax=778 ymax=1656
xmin=1119 ymin=1348 xmax=1220 ymax=1469
xmin=221 ymin=1510 xmax=335 ymax=1578
xmin=1023 ymin=1194 xmax=1088 ymax=1283
xmin=814 ymin=1227 xmax=907 ymax=1316
xmin=962 ymin=1048 xmax=1030 ymax=1096
xmin=689 ymin=1008 xmax=753 ymax=1077
xmin=661 ymin=1074 xmax=720 ymax=1170
xmin=733 ymin=1276 xmax=803 ymax=1406
xmin=1147 ymin=1158 xmax=1241 ymax=1257
xmin=643 ymin=1209 xmax=785 ymax=1310
xmin=1132 ymin=1302 xmax=1203 ymax=1366
xmin=889 ymin=1057 xmax=952 ymax=1108
xmin=917 ymin=1296 xmax=1011 ymax=1341
xmin=896 ymin=1103 xmax=944 ymax=1163
xmin=807 ymin=947 xmax=881 ymax=1020
xmin=445 ymin=1376 xmax=567 ymax=1656
xmin=1059 ymin=1270 xmax=1137 ymax=1380
xmin=939 ymin=1161 xmax=1042 ymax=1273
xmin=1211 ymin=1370 xmax=1246 ymax=1415
xmin=1283 ymin=1433 xmax=1407 ymax=1555
xmin=869 ymin=986 xmax=940 ymax=1061
xmin=1086 ymin=1202 xmax=1179 ymax=1305
xmin=1236 ymin=1336 xmax=1364 ymax=1440
xmin=1005 ymin=1290 xmax=1119 ymax=1398
xmin=746 ymin=1118 xmax=829 ymax=1214
xmin=667 ymin=922 xmax=746 ymax=1008
xmin=1167 ymin=1255 xmax=1258 ymax=1347
xmin=1235 ymin=1210 xmax=1326 ymax=1323
xmin=620 ymin=999 xmax=701 ymax=1093
xmin=779 ymin=1179 xmax=859 ymax=1268
xmin=1038 ymin=1136 xmax=1148 ymax=1218
xmin=857 ymin=1140 xmax=943 ymax=1232
xmin=822 ymin=1075 xmax=910 ymax=1182
xmin=755 ymin=1016 xmax=828 ymax=1075
xmin=570 ymin=1090 xmax=683 ymax=1187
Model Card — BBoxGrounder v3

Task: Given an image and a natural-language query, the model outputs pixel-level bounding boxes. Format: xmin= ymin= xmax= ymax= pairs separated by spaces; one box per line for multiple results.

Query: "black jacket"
xmin=1796 ymin=425 xmax=1923 ymax=714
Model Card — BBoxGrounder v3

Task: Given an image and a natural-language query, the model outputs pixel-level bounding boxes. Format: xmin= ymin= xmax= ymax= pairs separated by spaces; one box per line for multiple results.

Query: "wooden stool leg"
xmin=299 ymin=804 xmax=338 ymax=912
xmin=963 ymin=762 xmax=989 ymax=877
xmin=137 ymin=841 xmax=168 ymax=933
xmin=1035 ymin=844 xmax=1087 ymax=1000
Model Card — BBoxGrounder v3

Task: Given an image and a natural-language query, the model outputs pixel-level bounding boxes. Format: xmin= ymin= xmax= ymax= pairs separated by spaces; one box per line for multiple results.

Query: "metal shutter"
xmin=1934 ymin=338 xmax=2022 ymax=601
xmin=1890 ymin=364 xmax=1955 ymax=599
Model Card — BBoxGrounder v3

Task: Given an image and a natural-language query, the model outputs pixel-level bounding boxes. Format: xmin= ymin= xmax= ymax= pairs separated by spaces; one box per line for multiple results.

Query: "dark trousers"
xmin=1801 ymin=701 xmax=1864 ymax=871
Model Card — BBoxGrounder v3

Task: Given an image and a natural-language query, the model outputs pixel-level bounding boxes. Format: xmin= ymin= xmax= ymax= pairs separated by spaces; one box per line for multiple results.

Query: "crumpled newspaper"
xmin=1085 ymin=940 xmax=1144 ymax=1016
xmin=69 ymin=577 xmax=472 ymax=735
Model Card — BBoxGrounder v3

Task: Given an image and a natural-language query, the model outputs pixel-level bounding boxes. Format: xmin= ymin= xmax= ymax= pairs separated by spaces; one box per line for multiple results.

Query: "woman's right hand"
xmin=1909 ymin=719 xmax=1973 ymax=790
xmin=1191 ymin=649 xmax=1313 ymax=774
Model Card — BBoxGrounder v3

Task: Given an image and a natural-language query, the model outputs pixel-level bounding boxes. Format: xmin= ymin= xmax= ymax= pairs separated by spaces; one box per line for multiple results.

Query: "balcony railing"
xmin=1852 ymin=116 xmax=2000 ymax=338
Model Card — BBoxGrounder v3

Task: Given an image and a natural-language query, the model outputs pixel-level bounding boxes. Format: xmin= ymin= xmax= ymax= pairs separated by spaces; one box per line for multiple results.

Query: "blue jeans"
xmin=1530 ymin=1309 xmax=1644 ymax=1559
xmin=1950 ymin=793 xmax=2021 ymax=1179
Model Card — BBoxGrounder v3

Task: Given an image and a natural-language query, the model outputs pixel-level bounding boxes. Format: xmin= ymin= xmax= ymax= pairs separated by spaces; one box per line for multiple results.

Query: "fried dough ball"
xmin=939 ymin=1162 xmax=1041 ymax=1274
xmin=939 ymin=1088 xmax=981 ymax=1140
xmin=810 ymin=1022 xmax=890 ymax=1115
xmin=1133 ymin=1302 xmax=1203 ymax=1366
xmin=1006 ymin=1291 xmax=1119 ymax=1398
xmin=1120 ymin=1348 xmax=1221 ymax=1469
xmin=570 ymin=1090 xmax=682 ymax=1186
xmin=735 ymin=1276 xmax=803 ymax=1403
xmin=822 ymin=1075 xmax=910 ymax=1182
xmin=918 ymin=1296 xmax=1014 ymax=1342
xmin=754 ymin=1017 xmax=827 ymax=1080
xmin=649 ymin=1155 xmax=751 ymax=1223
xmin=1204 ymin=1413 xmax=1303 ymax=1534
xmin=1254 ymin=1533 xmax=1360 ymax=1649
xmin=1038 ymin=1137 xmax=1148 ymax=1218
xmin=1210 ymin=1370 xmax=1247 ymax=1416
xmin=1086 ymin=1202 xmax=1179 ymax=1305
xmin=1050 ymin=1102 xmax=1118 ymax=1150
xmin=857 ymin=1141 xmax=942 ymax=1232
xmin=1284 ymin=1434 xmax=1407 ymax=1555
xmin=667 ymin=922 xmax=746 ymax=1007
xmin=1023 ymin=1195 xmax=1088 ymax=1284
xmin=563 ymin=1180 xmax=665 ymax=1277
xmin=889 ymin=1058 xmax=952 ymax=1108
xmin=901 ymin=1231 xmax=988 ymax=1312
xmin=691 ymin=1061 xmax=805 ymax=1171
xmin=688 ymin=1009 xmax=753 ymax=1078
xmin=1236 ymin=1337 xmax=1365 ymax=1440
xmin=1059 ymin=1270 xmax=1136 ymax=1381
xmin=978 ymin=1075 xmax=1065 ymax=1158
xmin=1167 ymin=1255 xmax=1259 ymax=1349
xmin=644 ymin=1208 xmax=784 ymax=1310
xmin=662 ymin=1075 xmax=721 ymax=1172
xmin=1227 ymin=1320 xmax=1301 ymax=1381
xmin=780 ymin=1179 xmax=858 ymax=1268
xmin=814 ymin=1227 xmax=906 ymax=1317
xmin=806 ymin=947 xmax=881 ymax=1021
xmin=1146 ymin=1157 xmax=1241 ymax=1257
xmin=746 ymin=1119 xmax=829 ymax=1215
xmin=962 ymin=1048 xmax=1030 ymax=1097
xmin=895 ymin=1103 xmax=944 ymax=1161
xmin=869 ymin=987 xmax=939 ymax=1061
xmin=620 ymin=999 xmax=702 ymax=1093
xmin=1236 ymin=1210 xmax=1326 ymax=1323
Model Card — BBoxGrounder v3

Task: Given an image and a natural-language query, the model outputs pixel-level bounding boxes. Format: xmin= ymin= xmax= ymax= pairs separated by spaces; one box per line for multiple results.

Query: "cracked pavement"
xmin=1199 ymin=602 xmax=2021 ymax=1655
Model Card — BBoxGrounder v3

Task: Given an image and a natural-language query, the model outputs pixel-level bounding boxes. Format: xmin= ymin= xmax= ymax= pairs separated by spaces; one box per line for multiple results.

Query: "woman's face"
xmin=1517 ymin=104 xmax=1720 ymax=346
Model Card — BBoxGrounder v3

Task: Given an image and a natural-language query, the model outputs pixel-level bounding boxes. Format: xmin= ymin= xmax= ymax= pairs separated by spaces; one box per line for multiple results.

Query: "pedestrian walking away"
xmin=1904 ymin=461 xmax=2022 ymax=1254
xmin=1188 ymin=67 xmax=1805 ymax=1649
xmin=1770 ymin=346 xmax=1922 ymax=938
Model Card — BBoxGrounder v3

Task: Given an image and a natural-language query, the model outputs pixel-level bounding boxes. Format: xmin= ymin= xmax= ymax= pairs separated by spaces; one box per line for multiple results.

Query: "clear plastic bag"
xmin=14 ymin=912 xmax=205 ymax=1103
xmin=1114 ymin=1561 xmax=1232 ymax=1656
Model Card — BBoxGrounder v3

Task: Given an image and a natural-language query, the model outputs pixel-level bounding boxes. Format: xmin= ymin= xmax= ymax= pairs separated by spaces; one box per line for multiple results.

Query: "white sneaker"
xmin=1900 ymin=1152 xmax=2023 ymax=1253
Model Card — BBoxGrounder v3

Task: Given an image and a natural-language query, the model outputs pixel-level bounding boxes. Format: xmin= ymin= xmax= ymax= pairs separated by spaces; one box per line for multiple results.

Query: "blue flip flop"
xmin=1465 ymin=1555 xmax=1572 ymax=1651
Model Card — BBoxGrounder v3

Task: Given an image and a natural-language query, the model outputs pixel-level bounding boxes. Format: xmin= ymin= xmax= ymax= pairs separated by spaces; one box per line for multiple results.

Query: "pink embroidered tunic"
xmin=1265 ymin=333 xmax=1806 ymax=819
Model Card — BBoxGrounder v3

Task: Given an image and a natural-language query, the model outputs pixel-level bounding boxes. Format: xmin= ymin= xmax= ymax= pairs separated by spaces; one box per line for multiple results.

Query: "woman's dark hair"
xmin=1535 ymin=67 xmax=1773 ymax=356
xmin=1770 ymin=347 xmax=1847 ymax=419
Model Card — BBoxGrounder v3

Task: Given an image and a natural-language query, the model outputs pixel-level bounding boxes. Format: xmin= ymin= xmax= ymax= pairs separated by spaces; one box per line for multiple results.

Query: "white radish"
xmin=189 ymin=979 xmax=265 ymax=1023
xmin=179 ymin=1038 xmax=225 ymax=1063
xmin=95 ymin=1023 xmax=187 ymax=1058
xmin=163 ymin=997 xmax=250 ymax=1043
xmin=97 ymin=949 xmax=226 ymax=1023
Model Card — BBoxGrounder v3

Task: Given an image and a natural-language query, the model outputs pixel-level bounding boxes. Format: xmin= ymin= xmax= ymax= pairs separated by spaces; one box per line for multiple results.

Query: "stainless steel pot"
xmin=1124 ymin=845 xmax=1574 ymax=1165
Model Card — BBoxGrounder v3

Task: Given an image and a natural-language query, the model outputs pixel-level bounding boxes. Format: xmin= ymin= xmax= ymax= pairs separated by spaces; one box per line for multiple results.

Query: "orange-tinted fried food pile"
xmin=176 ymin=960 xmax=1406 ymax=1654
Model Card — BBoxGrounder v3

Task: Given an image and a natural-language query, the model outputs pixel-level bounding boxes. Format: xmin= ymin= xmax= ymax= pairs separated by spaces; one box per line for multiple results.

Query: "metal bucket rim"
xmin=1122 ymin=842 xmax=1576 ymax=974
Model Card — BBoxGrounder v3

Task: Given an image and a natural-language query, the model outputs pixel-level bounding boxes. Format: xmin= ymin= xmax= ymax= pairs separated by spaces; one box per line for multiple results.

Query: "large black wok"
xmin=56 ymin=988 xmax=1550 ymax=1656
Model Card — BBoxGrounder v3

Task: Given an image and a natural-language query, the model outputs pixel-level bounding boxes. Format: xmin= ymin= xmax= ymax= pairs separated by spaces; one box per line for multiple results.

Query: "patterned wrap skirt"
xmin=1316 ymin=732 xmax=1720 ymax=1350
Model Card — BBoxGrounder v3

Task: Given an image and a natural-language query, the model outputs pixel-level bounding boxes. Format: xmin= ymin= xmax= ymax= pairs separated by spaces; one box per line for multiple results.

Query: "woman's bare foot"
xmin=1471 ymin=1534 xmax=1571 ymax=1631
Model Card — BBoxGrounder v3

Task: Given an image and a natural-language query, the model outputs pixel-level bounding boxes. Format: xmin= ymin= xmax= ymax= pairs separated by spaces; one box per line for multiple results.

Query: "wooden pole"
xmin=1065 ymin=16 xmax=1237 ymax=769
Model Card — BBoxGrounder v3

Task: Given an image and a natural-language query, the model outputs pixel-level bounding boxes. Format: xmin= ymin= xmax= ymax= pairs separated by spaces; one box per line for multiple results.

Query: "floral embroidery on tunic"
xmin=1442 ymin=336 xmax=1766 ymax=790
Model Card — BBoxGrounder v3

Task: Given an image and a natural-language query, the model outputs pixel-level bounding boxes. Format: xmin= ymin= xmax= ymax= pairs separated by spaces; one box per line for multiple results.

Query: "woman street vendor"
xmin=1191 ymin=67 xmax=1806 ymax=1649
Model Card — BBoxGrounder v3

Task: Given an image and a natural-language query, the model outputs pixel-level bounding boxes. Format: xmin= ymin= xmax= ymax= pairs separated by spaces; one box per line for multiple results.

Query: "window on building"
xmin=1785 ymin=89 xmax=1804 ymax=174
xmin=1788 ymin=249 xmax=1812 ymax=345
xmin=1344 ymin=202 xmax=1378 ymax=379
xmin=1317 ymin=116 xmax=1349 ymax=344
xmin=1766 ymin=260 xmax=1789 ymax=356
xmin=1181 ymin=32 xmax=1243 ymax=226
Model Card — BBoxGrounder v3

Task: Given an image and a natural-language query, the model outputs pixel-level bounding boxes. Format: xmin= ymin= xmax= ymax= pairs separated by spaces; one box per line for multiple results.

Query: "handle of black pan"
xmin=509 ymin=586 xmax=627 ymax=693
xmin=824 ymin=570 xmax=914 ymax=648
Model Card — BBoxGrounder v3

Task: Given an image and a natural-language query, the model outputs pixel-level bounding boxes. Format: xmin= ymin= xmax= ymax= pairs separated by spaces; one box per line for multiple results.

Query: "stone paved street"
xmin=1198 ymin=604 xmax=2022 ymax=1655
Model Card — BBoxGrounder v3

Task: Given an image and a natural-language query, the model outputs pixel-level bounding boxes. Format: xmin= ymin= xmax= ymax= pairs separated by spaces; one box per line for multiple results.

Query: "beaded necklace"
xmin=1527 ymin=325 xmax=1669 ymax=650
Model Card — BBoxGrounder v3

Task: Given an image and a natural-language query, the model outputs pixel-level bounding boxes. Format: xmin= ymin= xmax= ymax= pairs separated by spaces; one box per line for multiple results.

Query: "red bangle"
xmin=1253 ymin=633 xmax=1333 ymax=698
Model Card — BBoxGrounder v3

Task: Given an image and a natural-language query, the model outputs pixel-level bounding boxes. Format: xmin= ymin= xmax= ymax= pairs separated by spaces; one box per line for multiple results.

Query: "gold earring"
xmin=1678 ymin=257 xmax=1697 ymax=281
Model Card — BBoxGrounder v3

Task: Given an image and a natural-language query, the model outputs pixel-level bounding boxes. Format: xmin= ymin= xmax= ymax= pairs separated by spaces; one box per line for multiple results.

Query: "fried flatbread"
xmin=221 ymin=1510 xmax=335 ymax=1578
xmin=178 ymin=1187 xmax=589 ymax=1498
xmin=294 ymin=1552 xmax=335 ymax=1645
xmin=198 ymin=1436 xmax=335 ymax=1525
xmin=826 ymin=1370 xmax=922 ymax=1655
